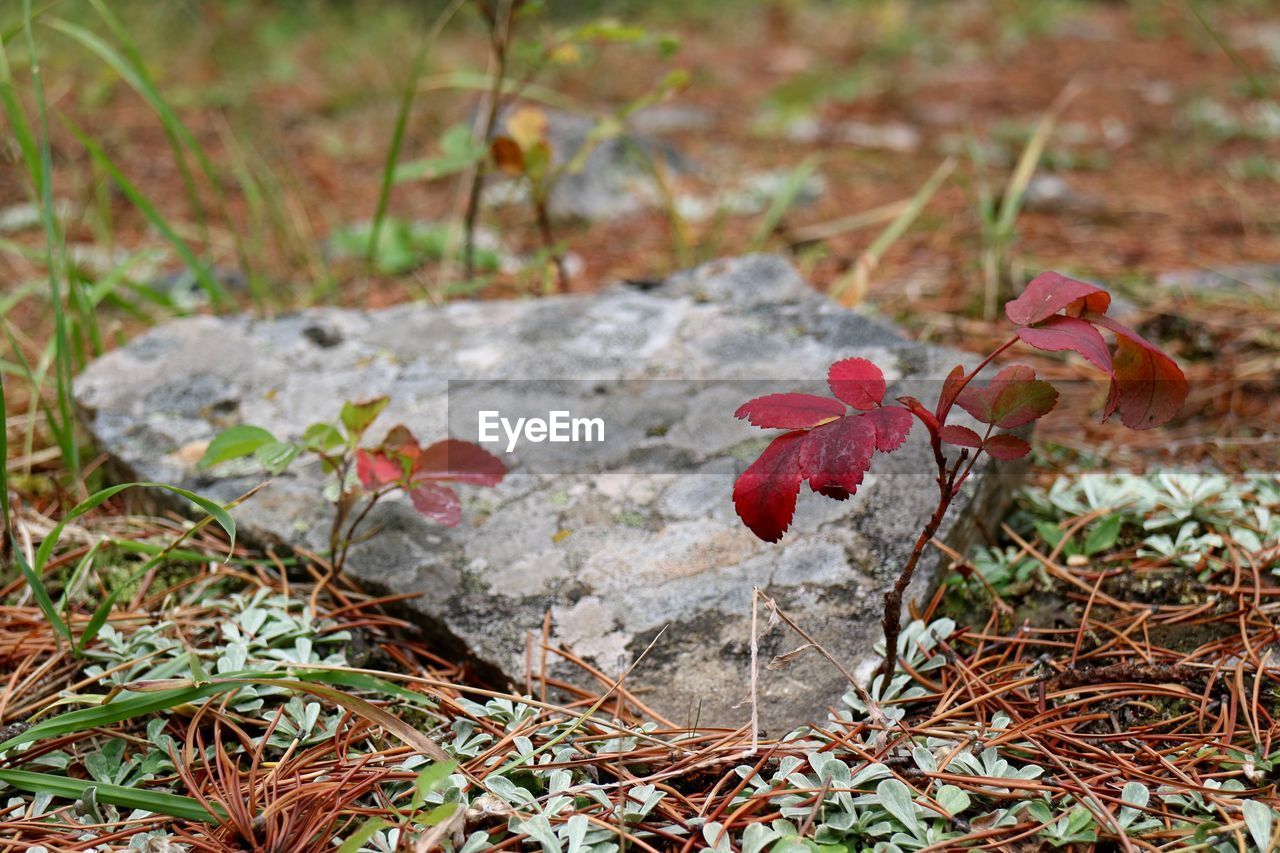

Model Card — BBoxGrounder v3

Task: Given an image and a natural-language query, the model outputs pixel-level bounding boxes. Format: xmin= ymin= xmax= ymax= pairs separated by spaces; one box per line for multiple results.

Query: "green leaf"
xmin=393 ymin=124 xmax=485 ymax=183
xmin=338 ymin=817 xmax=389 ymax=853
xmin=409 ymin=760 xmax=458 ymax=811
xmin=340 ymin=396 xmax=389 ymax=441
xmin=422 ymin=801 xmax=459 ymax=827
xmin=1084 ymin=514 xmax=1122 ymax=555
xmin=1033 ymin=520 xmax=1065 ymax=550
xmin=0 ymin=769 xmax=219 ymax=822
xmin=302 ymin=422 xmax=345 ymax=454
xmin=1120 ymin=781 xmax=1148 ymax=809
xmin=198 ymin=425 xmax=276 ymax=469
xmin=254 ymin=440 xmax=300 ymax=476
xmin=1244 ymin=800 xmax=1274 ymax=852
xmin=936 ymin=784 xmax=970 ymax=816
xmin=876 ymin=778 xmax=921 ymax=835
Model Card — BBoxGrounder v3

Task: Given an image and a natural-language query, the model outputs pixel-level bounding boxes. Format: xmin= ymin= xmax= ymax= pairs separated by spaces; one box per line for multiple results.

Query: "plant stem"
xmin=335 ymin=489 xmax=386 ymax=574
xmin=876 ymin=467 xmax=956 ymax=682
xmin=461 ymin=0 xmax=513 ymax=281
xmin=532 ymin=193 xmax=568 ymax=292
xmin=876 ymin=340 xmax=1021 ymax=681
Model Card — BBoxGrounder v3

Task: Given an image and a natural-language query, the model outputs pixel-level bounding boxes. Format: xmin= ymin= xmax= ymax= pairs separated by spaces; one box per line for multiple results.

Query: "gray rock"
xmin=485 ymin=107 xmax=688 ymax=222
xmin=76 ymin=255 xmax=1018 ymax=730
xmin=1023 ymin=174 xmax=1106 ymax=216
xmin=838 ymin=120 xmax=922 ymax=153
xmin=0 ymin=199 xmax=73 ymax=234
xmin=1157 ymin=264 xmax=1280 ymax=298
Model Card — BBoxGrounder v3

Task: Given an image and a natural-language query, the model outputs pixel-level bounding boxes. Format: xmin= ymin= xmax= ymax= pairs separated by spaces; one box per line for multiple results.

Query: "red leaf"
xmin=827 ymin=357 xmax=885 ymax=410
xmin=940 ymin=425 xmax=983 ymax=448
xmin=817 ymin=485 xmax=852 ymax=500
xmin=897 ymin=395 xmax=940 ymax=436
xmin=956 ymin=365 xmax=1059 ymax=429
xmin=984 ymin=434 xmax=1031 ymax=460
xmin=935 ymin=364 xmax=967 ymax=421
xmin=733 ymin=431 xmax=807 ymax=542
xmin=1005 ymin=271 xmax=1111 ymax=326
xmin=1090 ymin=314 xmax=1188 ymax=430
xmin=798 ymin=416 xmax=876 ymax=496
xmin=381 ymin=424 xmax=421 ymax=455
xmin=355 ymin=449 xmax=404 ymax=488
xmin=407 ymin=483 xmax=463 ymax=526
xmin=734 ymin=393 xmax=846 ymax=429
xmin=863 ymin=405 xmax=913 ymax=452
xmin=1016 ymin=316 xmax=1113 ymax=373
xmin=415 ymin=439 xmax=506 ymax=485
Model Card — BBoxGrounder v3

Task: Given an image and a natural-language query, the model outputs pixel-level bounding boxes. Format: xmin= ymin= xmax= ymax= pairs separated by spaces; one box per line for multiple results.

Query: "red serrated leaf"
xmin=827 ymin=357 xmax=885 ymax=410
xmin=862 ymin=405 xmax=913 ymax=452
xmin=935 ymin=364 xmax=967 ymax=421
xmin=1016 ymin=315 xmax=1113 ymax=373
xmin=407 ymin=483 xmax=463 ymax=526
xmin=984 ymin=434 xmax=1031 ymax=460
xmin=1089 ymin=314 xmax=1188 ymax=430
xmin=734 ymin=393 xmax=846 ymax=429
xmin=415 ymin=439 xmax=506 ymax=485
xmin=940 ymin=424 xmax=983 ymax=448
xmin=733 ymin=431 xmax=807 ymax=542
xmin=1005 ymin=271 xmax=1112 ymax=326
xmin=798 ymin=416 xmax=876 ymax=496
xmin=956 ymin=365 xmax=1058 ymax=429
xmin=355 ymin=449 xmax=404 ymax=488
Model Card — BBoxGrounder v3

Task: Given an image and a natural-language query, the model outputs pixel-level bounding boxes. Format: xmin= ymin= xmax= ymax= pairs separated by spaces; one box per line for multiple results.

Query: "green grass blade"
xmin=77 ymin=585 xmax=119 ymax=653
xmin=0 ymin=769 xmax=221 ymax=822
xmin=64 ymin=120 xmax=232 ymax=309
xmin=0 ymin=371 xmax=9 ymax=537
xmin=3 ymin=0 xmax=80 ymax=475
xmin=0 ymin=1 xmax=56 ymax=45
xmin=33 ymin=481 xmax=236 ymax=574
xmin=12 ymin=536 xmax=70 ymax=645
xmin=298 ymin=668 xmax=438 ymax=710
xmin=831 ymin=157 xmax=955 ymax=305
xmin=1 ymin=673 xmax=447 ymax=761
xmin=0 ymin=680 xmax=253 ymax=753
xmin=368 ymin=0 xmax=465 ymax=262
xmin=748 ymin=154 xmax=821 ymax=251
xmin=80 ymin=0 xmax=263 ymax=294
xmin=996 ymin=86 xmax=1074 ymax=234
xmin=46 ymin=13 xmax=206 ymax=231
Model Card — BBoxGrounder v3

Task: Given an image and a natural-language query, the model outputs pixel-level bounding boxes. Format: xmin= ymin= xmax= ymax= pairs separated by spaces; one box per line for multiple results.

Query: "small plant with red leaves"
xmin=199 ymin=395 xmax=505 ymax=574
xmin=732 ymin=272 xmax=1187 ymax=678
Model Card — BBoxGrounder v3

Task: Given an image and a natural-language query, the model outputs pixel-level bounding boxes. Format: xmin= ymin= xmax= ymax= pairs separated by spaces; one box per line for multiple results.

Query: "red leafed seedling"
xmin=200 ymin=395 xmax=505 ymax=576
xmin=732 ymin=271 xmax=1187 ymax=678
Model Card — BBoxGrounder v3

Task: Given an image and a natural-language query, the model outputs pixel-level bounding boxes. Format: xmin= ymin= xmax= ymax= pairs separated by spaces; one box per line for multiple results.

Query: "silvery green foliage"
xmin=1019 ymin=471 xmax=1278 ymax=572
xmin=839 ymin=619 xmax=953 ymax=723
xmin=83 ymin=588 xmax=351 ymax=713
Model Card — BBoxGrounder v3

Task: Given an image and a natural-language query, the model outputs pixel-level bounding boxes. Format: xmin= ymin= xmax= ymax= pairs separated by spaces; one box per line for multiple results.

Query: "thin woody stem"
xmin=876 ymin=335 xmax=1023 ymax=680
xmin=877 ymin=449 xmax=964 ymax=681
xmin=462 ymin=0 xmax=513 ymax=281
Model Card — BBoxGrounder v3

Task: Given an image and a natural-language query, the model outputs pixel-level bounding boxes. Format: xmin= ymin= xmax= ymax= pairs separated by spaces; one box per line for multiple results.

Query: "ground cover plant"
xmin=1 ymin=0 xmax=1278 ymax=850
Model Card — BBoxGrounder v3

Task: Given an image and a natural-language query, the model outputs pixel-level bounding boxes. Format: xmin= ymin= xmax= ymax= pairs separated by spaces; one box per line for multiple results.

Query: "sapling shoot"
xmin=731 ymin=272 xmax=1187 ymax=679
